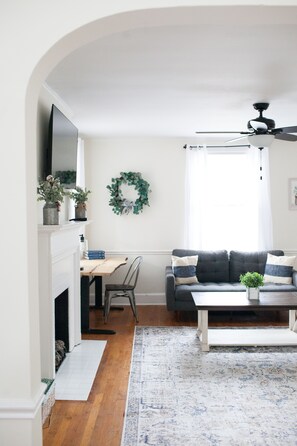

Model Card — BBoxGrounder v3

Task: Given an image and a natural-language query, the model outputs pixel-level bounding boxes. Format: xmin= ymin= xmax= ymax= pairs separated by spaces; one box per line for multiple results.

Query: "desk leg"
xmin=95 ymin=276 xmax=102 ymax=308
xmin=81 ymin=276 xmax=91 ymax=331
xmin=80 ymin=276 xmax=116 ymax=335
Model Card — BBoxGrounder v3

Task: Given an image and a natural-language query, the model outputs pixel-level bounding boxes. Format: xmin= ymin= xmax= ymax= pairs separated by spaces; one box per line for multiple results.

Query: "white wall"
xmin=85 ymin=137 xmax=186 ymax=249
xmin=84 ymin=137 xmax=186 ymax=302
xmin=270 ymin=142 xmax=297 ymax=250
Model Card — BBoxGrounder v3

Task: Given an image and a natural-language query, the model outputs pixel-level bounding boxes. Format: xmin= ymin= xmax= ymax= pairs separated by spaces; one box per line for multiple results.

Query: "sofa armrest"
xmin=293 ymin=271 xmax=297 ymax=287
xmin=165 ymin=266 xmax=176 ymax=310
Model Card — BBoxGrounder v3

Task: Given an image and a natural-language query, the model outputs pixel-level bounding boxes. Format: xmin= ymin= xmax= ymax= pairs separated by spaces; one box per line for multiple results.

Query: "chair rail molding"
xmin=106 ymin=250 xmax=171 ymax=256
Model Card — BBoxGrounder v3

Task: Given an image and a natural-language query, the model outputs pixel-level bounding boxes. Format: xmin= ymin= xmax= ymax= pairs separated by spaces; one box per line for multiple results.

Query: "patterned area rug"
xmin=121 ymin=326 xmax=297 ymax=446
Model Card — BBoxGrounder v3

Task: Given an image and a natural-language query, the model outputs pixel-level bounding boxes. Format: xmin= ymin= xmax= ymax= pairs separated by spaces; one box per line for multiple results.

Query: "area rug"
xmin=121 ymin=326 xmax=297 ymax=446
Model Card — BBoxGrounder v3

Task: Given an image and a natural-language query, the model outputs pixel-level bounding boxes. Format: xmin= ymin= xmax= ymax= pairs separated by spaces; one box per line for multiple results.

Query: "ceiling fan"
xmin=195 ymin=102 xmax=297 ymax=148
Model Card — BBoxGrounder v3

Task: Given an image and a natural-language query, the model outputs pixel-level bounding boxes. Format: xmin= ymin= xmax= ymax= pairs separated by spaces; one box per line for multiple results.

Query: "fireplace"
xmin=55 ymin=289 xmax=69 ymax=370
xmin=38 ymin=222 xmax=88 ymax=379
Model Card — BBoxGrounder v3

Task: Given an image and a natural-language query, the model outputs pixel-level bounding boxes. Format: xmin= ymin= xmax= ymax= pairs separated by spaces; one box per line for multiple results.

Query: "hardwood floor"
xmin=42 ymin=305 xmax=288 ymax=446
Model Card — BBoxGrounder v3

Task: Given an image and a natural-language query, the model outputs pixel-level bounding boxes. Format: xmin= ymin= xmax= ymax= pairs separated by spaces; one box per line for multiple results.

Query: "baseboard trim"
xmin=130 ymin=293 xmax=166 ymax=305
xmin=90 ymin=292 xmax=166 ymax=305
xmin=0 ymin=382 xmax=47 ymax=419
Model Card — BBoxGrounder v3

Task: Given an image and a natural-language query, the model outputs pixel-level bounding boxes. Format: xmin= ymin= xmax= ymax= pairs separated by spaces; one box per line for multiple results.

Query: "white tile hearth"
xmin=55 ymin=340 xmax=106 ymax=401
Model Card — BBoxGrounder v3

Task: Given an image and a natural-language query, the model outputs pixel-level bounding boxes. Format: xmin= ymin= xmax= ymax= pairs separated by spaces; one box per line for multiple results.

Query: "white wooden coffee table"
xmin=192 ymin=291 xmax=297 ymax=352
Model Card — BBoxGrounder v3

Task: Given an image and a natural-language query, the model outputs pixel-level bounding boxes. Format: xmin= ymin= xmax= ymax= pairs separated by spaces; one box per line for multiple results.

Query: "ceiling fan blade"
xmin=274 ymin=133 xmax=297 ymax=142
xmin=194 ymin=104 xmax=297 ymax=146
xmin=249 ymin=120 xmax=268 ymax=131
xmin=195 ymin=131 xmax=244 ymax=134
xmin=225 ymin=135 xmax=249 ymax=144
xmin=273 ymin=126 xmax=297 ymax=134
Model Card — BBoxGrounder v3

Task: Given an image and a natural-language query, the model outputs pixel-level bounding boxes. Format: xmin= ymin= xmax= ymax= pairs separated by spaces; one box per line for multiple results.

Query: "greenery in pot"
xmin=67 ymin=186 xmax=91 ymax=207
xmin=240 ymin=271 xmax=264 ymax=288
xmin=37 ymin=175 xmax=65 ymax=209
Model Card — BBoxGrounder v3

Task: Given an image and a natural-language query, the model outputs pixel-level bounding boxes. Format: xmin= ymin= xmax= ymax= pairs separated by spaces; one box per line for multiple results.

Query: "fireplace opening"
xmin=55 ymin=289 xmax=69 ymax=371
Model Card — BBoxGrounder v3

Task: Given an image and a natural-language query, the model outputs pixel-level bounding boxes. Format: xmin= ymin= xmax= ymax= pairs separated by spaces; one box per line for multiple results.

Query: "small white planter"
xmin=246 ymin=287 xmax=259 ymax=300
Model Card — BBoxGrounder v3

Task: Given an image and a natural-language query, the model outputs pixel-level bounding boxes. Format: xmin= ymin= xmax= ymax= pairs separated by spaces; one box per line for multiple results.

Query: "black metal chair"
xmin=104 ymin=256 xmax=143 ymax=323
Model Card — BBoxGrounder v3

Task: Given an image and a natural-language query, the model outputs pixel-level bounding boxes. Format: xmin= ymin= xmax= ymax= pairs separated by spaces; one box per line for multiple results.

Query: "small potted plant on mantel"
xmin=37 ymin=175 xmax=65 ymax=225
xmin=240 ymin=271 xmax=264 ymax=300
xmin=68 ymin=186 xmax=91 ymax=220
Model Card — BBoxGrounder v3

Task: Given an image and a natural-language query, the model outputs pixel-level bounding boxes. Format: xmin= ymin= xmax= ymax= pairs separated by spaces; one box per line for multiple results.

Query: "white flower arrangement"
xmin=37 ymin=175 xmax=65 ymax=210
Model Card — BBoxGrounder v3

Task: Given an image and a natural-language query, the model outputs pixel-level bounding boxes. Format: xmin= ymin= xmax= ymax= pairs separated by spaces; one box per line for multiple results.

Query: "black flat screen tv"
xmin=46 ymin=104 xmax=78 ymax=188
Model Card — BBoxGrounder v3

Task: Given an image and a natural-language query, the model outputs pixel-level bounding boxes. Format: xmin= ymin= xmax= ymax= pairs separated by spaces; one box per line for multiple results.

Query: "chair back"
xmin=123 ymin=256 xmax=143 ymax=289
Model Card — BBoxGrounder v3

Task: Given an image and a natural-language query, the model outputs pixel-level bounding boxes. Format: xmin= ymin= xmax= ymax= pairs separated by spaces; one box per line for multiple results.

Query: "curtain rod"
xmin=183 ymin=144 xmax=251 ymax=149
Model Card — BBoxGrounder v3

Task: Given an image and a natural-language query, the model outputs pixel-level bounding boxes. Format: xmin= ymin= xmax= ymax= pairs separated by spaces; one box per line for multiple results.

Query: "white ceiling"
xmin=46 ymin=5 xmax=297 ymax=144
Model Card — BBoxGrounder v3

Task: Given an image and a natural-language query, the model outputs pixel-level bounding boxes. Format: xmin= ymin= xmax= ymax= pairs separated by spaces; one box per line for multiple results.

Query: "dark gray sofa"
xmin=166 ymin=249 xmax=297 ymax=311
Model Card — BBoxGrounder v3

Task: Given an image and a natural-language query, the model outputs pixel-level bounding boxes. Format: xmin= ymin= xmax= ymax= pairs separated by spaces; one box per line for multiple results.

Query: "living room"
xmin=2 ymin=2 xmax=297 ymax=446
xmin=37 ymin=84 xmax=297 ymax=306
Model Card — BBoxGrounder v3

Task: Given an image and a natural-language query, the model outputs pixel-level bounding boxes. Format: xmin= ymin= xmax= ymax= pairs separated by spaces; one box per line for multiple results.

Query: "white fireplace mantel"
xmin=38 ymin=221 xmax=89 ymax=379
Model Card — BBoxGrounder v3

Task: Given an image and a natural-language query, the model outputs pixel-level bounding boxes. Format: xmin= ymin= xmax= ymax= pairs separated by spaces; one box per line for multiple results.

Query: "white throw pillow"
xmin=171 ymin=255 xmax=198 ymax=285
xmin=264 ymin=253 xmax=296 ymax=285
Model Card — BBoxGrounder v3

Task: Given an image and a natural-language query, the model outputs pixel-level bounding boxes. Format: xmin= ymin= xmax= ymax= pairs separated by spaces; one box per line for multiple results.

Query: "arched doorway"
xmin=17 ymin=5 xmax=201 ymax=445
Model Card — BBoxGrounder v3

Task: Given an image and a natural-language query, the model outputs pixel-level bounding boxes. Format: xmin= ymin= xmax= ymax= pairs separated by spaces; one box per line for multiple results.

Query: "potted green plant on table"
xmin=68 ymin=186 xmax=91 ymax=220
xmin=37 ymin=175 xmax=65 ymax=225
xmin=240 ymin=271 xmax=264 ymax=300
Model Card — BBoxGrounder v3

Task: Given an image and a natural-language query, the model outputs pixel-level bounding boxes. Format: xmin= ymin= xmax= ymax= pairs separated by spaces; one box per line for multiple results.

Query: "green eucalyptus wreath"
xmin=107 ymin=171 xmax=151 ymax=215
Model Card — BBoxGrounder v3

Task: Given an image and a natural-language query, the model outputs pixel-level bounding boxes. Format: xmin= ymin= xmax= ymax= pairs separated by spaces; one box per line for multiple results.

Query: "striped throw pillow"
xmin=264 ymin=253 xmax=296 ymax=285
xmin=172 ymin=255 xmax=198 ymax=285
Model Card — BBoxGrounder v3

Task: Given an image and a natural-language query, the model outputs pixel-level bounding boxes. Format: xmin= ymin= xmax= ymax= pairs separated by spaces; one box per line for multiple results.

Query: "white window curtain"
xmin=184 ymin=146 xmax=273 ymax=251
xmin=184 ymin=146 xmax=208 ymax=249
xmin=67 ymin=137 xmax=85 ymax=221
xmin=256 ymin=148 xmax=273 ymax=250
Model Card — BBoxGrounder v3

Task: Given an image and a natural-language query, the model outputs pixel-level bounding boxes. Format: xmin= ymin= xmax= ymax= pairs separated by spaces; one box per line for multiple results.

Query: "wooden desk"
xmin=80 ymin=257 xmax=127 ymax=335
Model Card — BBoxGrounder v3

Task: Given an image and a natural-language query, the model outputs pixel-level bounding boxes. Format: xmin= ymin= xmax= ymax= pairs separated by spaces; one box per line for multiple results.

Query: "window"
xmin=184 ymin=146 xmax=273 ymax=251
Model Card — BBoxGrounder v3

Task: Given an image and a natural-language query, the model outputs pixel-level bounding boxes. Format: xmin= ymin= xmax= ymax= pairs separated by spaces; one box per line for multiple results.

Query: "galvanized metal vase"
xmin=75 ymin=203 xmax=86 ymax=219
xmin=43 ymin=202 xmax=59 ymax=225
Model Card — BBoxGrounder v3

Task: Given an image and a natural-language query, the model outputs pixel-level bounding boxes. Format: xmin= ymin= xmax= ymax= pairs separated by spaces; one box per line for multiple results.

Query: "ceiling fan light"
xmin=247 ymin=134 xmax=274 ymax=148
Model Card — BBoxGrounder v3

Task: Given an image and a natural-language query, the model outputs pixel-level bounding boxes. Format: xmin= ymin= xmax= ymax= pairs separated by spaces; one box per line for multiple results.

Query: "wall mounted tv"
xmin=46 ymin=104 xmax=78 ymax=188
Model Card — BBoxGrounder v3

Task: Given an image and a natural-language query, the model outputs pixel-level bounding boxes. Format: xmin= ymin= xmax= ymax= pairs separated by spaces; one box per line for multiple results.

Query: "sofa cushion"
xmin=175 ymin=282 xmax=246 ymax=301
xmin=264 ymin=253 xmax=296 ymax=284
xmin=229 ymin=250 xmax=284 ymax=282
xmin=175 ymin=282 xmax=297 ymax=302
xmin=171 ymin=255 xmax=198 ymax=285
xmin=172 ymin=249 xmax=229 ymax=282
